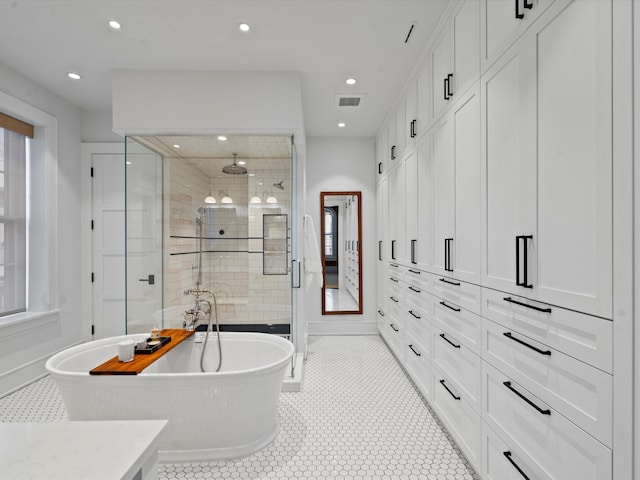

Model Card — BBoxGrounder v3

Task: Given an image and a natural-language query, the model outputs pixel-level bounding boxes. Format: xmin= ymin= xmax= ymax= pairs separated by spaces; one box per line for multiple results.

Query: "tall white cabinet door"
xmin=405 ymin=84 xmax=418 ymax=149
xmin=416 ymin=137 xmax=432 ymax=271
xmin=481 ymin=43 xmax=534 ymax=296
xmin=404 ymin=151 xmax=418 ymax=266
xmin=452 ymin=0 xmax=480 ymax=97
xmin=416 ymin=62 xmax=431 ymax=140
xmin=527 ymin=0 xmax=612 ymax=318
xmin=452 ymin=86 xmax=481 ymax=285
xmin=431 ymin=26 xmax=452 ymax=123
xmin=395 ymin=159 xmax=408 ymax=265
xmin=388 ymin=166 xmax=399 ymax=263
xmin=376 ymin=180 xmax=386 ymax=309
xmin=431 ymin=115 xmax=455 ymax=277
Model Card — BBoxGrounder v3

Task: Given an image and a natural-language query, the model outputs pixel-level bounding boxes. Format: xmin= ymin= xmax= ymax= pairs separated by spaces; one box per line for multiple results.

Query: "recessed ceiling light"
xmin=173 ymin=144 xmax=180 ymax=148
xmin=338 ymin=122 xmax=346 ymax=128
xmin=238 ymin=22 xmax=250 ymax=32
xmin=67 ymin=72 xmax=82 ymax=80
xmin=346 ymin=78 xmax=357 ymax=85
xmin=217 ymin=135 xmax=227 ymax=141
xmin=238 ymin=161 xmax=246 ymax=165
xmin=108 ymin=20 xmax=121 ymax=30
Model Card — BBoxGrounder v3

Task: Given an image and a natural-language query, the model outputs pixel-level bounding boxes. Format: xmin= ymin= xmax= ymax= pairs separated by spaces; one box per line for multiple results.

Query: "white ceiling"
xmin=0 ymin=0 xmax=448 ymax=137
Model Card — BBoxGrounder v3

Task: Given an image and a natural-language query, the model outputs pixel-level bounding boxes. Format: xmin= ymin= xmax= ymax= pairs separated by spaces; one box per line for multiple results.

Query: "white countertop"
xmin=0 ymin=420 xmax=168 ymax=480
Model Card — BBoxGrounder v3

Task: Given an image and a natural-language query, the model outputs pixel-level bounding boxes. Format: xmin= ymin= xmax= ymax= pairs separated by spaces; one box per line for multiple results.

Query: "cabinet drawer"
xmin=482 ymin=316 xmax=612 ymax=447
xmin=386 ymin=293 xmax=405 ymax=329
xmin=383 ymin=320 xmax=406 ymax=365
xmin=432 ymin=366 xmax=482 ymax=472
xmin=405 ymin=334 xmax=433 ymax=401
xmin=430 ymin=275 xmax=482 ymax=315
xmin=404 ymin=266 xmax=430 ymax=293
xmin=483 ymin=421 xmax=550 ymax=480
xmin=433 ymin=298 xmax=482 ymax=355
xmin=387 ymin=262 xmax=403 ymax=280
xmin=481 ymin=287 xmax=612 ymax=373
xmin=405 ymin=300 xmax=431 ymax=356
xmin=433 ymin=328 xmax=481 ymax=414
xmin=483 ymin=362 xmax=612 ymax=480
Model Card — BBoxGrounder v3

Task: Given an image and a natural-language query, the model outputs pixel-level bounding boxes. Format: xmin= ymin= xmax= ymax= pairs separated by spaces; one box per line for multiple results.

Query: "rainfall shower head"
xmin=273 ymin=179 xmax=285 ymax=191
xmin=222 ymin=153 xmax=247 ymax=175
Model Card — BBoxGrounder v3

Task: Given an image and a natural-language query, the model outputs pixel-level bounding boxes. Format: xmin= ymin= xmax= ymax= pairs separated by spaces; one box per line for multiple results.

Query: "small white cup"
xmin=117 ymin=340 xmax=135 ymax=363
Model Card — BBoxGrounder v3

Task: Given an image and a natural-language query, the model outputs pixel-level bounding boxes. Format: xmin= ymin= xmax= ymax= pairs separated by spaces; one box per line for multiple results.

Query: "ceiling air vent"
xmin=335 ymin=93 xmax=366 ymax=107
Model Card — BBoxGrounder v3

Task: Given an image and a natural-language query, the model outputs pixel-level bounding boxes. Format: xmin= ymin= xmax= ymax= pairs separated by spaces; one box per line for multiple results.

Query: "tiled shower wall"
xmin=163 ymin=158 xmax=291 ymax=328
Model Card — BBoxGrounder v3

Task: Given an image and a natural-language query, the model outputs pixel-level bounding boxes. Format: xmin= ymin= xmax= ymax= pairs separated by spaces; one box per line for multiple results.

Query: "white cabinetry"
xmin=431 ymin=86 xmax=481 ymax=284
xmin=482 ymin=0 xmax=613 ymax=319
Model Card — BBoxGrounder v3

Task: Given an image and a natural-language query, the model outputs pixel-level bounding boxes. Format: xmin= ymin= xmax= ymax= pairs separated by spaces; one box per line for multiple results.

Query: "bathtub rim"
xmin=45 ymin=331 xmax=295 ymax=378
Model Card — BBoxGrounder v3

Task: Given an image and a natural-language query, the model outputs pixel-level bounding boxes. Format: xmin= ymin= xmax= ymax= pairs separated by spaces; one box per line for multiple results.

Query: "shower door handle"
xmin=138 ymin=274 xmax=155 ymax=285
xmin=291 ymin=259 xmax=301 ymax=289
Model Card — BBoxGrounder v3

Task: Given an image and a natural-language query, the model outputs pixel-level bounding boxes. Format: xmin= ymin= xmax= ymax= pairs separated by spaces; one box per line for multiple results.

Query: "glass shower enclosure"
xmin=124 ymin=135 xmax=294 ymax=345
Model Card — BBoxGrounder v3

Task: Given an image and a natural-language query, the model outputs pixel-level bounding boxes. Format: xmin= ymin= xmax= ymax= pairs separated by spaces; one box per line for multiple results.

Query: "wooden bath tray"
xmin=89 ymin=329 xmax=194 ymax=375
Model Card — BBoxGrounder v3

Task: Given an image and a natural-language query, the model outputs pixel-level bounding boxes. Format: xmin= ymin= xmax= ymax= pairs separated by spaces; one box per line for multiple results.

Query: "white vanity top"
xmin=0 ymin=420 xmax=168 ymax=480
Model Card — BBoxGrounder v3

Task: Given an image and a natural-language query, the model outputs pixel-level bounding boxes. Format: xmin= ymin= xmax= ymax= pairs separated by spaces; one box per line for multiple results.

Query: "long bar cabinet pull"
xmin=503 ymin=332 xmax=551 ymax=356
xmin=378 ymin=241 xmax=382 ymax=261
xmin=439 ymin=277 xmax=460 ymax=286
xmin=389 ymin=277 xmax=399 ymax=283
xmin=446 ymin=73 xmax=453 ymax=97
xmin=503 ymin=296 xmax=552 ymax=313
xmin=390 ymin=323 xmax=399 ymax=332
xmin=408 ymin=344 xmax=421 ymax=357
xmin=515 ymin=0 xmax=524 ymax=19
xmin=503 ymin=381 xmax=551 ymax=415
xmin=439 ymin=379 xmax=460 ymax=400
xmin=503 ymin=451 xmax=530 ymax=480
xmin=408 ymin=269 xmax=421 ymax=275
xmin=515 ymin=235 xmax=533 ymax=288
xmin=391 ymin=240 xmax=396 ymax=260
xmin=440 ymin=333 xmax=461 ymax=349
xmin=410 ymin=239 xmax=417 ymax=264
xmin=391 ymin=145 xmax=396 ymax=160
xmin=408 ymin=286 xmax=421 ymax=293
xmin=439 ymin=301 xmax=460 ymax=312
xmin=409 ymin=310 xmax=421 ymax=320
xmin=444 ymin=77 xmax=450 ymax=100
xmin=390 ymin=296 xmax=399 ymax=303
xmin=377 ymin=310 xmax=385 ymax=316
xmin=378 ymin=162 xmax=382 ymax=174
xmin=444 ymin=238 xmax=454 ymax=272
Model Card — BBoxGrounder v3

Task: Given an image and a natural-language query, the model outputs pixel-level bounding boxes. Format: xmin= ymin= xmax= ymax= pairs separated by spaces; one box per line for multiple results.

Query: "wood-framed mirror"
xmin=320 ymin=191 xmax=363 ymax=315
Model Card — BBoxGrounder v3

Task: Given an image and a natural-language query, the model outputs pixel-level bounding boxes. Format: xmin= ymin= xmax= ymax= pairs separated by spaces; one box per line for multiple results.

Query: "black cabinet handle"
xmin=444 ymin=77 xmax=450 ymax=100
xmin=439 ymin=277 xmax=460 ymax=286
xmin=444 ymin=238 xmax=454 ymax=272
xmin=440 ymin=333 xmax=461 ymax=349
xmin=390 ymin=296 xmax=399 ymax=303
xmin=378 ymin=241 xmax=382 ymax=261
xmin=409 ymin=310 xmax=421 ymax=319
xmin=391 ymin=240 xmax=396 ymax=260
xmin=409 ymin=344 xmax=421 ymax=356
xmin=503 ymin=296 xmax=552 ymax=313
xmin=410 ymin=119 xmax=417 ymax=138
xmin=389 ymin=263 xmax=399 ymax=268
xmin=503 ymin=381 xmax=551 ymax=415
xmin=523 ymin=0 xmax=533 ymax=9
xmin=377 ymin=310 xmax=385 ymax=316
xmin=503 ymin=452 xmax=530 ymax=480
xmin=389 ymin=277 xmax=399 ymax=283
xmin=439 ymin=379 xmax=460 ymax=400
xmin=408 ymin=269 xmax=421 ymax=275
xmin=515 ymin=235 xmax=533 ymax=288
xmin=447 ymin=73 xmax=453 ymax=97
xmin=408 ymin=286 xmax=421 ymax=294
xmin=391 ymin=145 xmax=396 ymax=160
xmin=378 ymin=162 xmax=382 ymax=174
xmin=515 ymin=0 xmax=524 ymax=19
xmin=439 ymin=301 xmax=460 ymax=312
xmin=390 ymin=323 xmax=399 ymax=332
xmin=410 ymin=239 xmax=417 ymax=264
xmin=503 ymin=332 xmax=552 ymax=356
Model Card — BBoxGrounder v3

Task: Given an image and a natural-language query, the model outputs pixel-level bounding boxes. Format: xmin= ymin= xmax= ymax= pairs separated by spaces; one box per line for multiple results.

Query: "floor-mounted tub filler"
xmin=45 ymin=331 xmax=294 ymax=462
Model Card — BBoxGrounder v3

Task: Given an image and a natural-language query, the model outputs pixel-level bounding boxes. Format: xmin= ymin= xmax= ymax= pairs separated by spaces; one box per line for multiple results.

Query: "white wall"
xmin=305 ymin=137 xmax=376 ymax=335
xmin=0 ymin=61 xmax=84 ymax=396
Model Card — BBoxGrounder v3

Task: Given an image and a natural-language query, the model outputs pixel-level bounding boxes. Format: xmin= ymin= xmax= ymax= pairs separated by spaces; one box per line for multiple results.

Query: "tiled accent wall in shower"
xmin=163 ymin=158 xmax=291 ymax=328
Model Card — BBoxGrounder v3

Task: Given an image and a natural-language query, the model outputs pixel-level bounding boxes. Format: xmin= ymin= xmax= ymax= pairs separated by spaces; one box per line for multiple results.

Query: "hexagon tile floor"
xmin=0 ymin=335 xmax=478 ymax=480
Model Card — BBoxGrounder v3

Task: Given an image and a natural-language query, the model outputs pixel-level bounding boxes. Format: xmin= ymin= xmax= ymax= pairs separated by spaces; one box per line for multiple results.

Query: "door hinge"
xmin=91 ymin=272 xmax=95 ymax=283
xmin=91 ymin=325 xmax=95 ymax=335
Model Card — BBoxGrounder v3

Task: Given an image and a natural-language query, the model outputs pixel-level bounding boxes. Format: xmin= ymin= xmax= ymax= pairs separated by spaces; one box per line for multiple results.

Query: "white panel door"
xmin=452 ymin=0 xmax=480 ymax=96
xmin=431 ymin=25 xmax=452 ymax=122
xmin=430 ymin=114 xmax=454 ymax=277
xmin=415 ymin=136 xmax=432 ymax=271
xmin=528 ymin=0 xmax=612 ymax=318
xmin=91 ymin=152 xmax=126 ymax=338
xmin=404 ymin=151 xmax=418 ymax=266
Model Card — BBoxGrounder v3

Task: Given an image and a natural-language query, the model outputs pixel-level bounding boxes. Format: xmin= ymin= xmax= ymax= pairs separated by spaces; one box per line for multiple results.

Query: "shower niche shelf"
xmin=263 ymin=214 xmax=288 ymax=275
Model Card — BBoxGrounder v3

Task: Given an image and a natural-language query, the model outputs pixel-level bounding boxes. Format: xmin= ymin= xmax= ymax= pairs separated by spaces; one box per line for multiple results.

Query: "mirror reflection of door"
xmin=320 ymin=192 xmax=362 ymax=315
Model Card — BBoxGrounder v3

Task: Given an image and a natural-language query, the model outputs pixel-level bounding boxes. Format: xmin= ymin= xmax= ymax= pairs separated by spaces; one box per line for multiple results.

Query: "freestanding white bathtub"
xmin=45 ymin=332 xmax=295 ymax=463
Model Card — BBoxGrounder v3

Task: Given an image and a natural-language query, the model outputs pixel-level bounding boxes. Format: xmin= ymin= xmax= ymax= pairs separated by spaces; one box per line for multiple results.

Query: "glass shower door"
xmin=125 ymin=138 xmax=163 ymax=334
